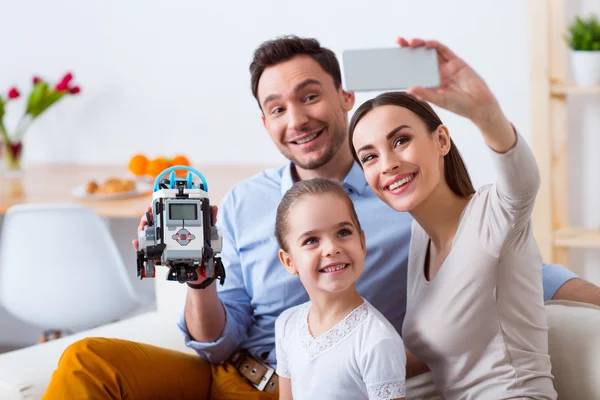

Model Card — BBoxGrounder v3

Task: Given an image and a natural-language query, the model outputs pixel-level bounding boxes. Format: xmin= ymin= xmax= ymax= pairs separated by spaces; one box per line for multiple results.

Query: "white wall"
xmin=0 ymin=0 xmax=529 ymax=189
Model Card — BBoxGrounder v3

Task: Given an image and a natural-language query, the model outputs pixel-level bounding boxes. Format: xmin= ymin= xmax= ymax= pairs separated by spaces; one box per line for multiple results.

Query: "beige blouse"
xmin=402 ymin=134 xmax=557 ymax=400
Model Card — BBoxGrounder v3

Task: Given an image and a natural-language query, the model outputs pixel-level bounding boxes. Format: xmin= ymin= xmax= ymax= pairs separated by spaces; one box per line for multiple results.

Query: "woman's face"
xmin=352 ymin=105 xmax=450 ymax=212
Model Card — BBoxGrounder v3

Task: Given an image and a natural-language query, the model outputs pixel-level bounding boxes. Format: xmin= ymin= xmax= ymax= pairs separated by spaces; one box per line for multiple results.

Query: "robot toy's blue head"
xmin=153 ymin=166 xmax=209 ymax=193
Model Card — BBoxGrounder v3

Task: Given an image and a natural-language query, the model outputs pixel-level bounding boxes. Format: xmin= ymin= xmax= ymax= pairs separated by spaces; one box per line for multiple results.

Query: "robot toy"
xmin=136 ymin=166 xmax=226 ymax=286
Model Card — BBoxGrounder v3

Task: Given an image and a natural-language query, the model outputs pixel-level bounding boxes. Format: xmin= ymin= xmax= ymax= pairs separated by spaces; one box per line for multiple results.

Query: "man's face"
xmin=257 ymin=55 xmax=355 ymax=170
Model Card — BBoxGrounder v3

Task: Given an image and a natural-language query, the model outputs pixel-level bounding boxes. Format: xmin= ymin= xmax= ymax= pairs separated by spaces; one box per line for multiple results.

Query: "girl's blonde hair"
xmin=275 ymin=178 xmax=362 ymax=251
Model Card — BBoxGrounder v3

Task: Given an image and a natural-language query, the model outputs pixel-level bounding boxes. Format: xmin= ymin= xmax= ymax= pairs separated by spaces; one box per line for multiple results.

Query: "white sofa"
xmin=0 ymin=268 xmax=599 ymax=399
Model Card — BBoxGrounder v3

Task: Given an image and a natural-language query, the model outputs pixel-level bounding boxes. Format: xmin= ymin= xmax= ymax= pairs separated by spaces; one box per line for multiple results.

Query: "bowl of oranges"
xmin=128 ymin=154 xmax=192 ymax=180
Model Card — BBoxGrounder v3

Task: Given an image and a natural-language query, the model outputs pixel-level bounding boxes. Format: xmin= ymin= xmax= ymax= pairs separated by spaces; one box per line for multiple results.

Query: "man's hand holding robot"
xmin=133 ymin=166 xmax=226 ymax=289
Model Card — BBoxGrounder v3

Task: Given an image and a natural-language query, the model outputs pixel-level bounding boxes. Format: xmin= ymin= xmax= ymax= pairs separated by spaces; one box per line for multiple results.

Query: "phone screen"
xmin=342 ymin=47 xmax=440 ymax=92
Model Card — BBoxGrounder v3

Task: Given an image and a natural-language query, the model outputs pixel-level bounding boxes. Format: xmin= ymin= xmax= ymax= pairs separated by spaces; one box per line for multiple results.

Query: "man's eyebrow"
xmin=261 ymin=79 xmax=322 ymax=109
xmin=293 ymin=79 xmax=322 ymax=94
xmin=262 ymin=93 xmax=281 ymax=108
xmin=297 ymin=221 xmax=354 ymax=241
xmin=355 ymin=125 xmax=411 ymax=154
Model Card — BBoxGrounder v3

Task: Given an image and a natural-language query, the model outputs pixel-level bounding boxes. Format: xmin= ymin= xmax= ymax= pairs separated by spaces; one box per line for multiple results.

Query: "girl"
xmin=349 ymin=38 xmax=557 ymax=399
xmin=274 ymin=178 xmax=406 ymax=400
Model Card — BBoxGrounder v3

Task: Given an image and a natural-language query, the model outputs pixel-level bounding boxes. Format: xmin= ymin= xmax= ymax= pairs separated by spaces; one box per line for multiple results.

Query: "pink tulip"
xmin=60 ymin=72 xmax=73 ymax=84
xmin=33 ymin=76 xmax=42 ymax=84
xmin=7 ymin=87 xmax=20 ymax=99
xmin=69 ymin=86 xmax=81 ymax=94
xmin=55 ymin=81 xmax=69 ymax=91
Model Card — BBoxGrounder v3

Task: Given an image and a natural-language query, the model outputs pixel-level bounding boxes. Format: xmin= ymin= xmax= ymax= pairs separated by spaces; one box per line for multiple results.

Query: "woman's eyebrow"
xmin=356 ymin=125 xmax=411 ymax=154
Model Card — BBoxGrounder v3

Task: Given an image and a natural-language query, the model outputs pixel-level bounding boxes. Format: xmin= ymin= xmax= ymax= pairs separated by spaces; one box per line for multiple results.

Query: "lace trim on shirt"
xmin=366 ymin=380 xmax=406 ymax=400
xmin=299 ymin=301 xmax=369 ymax=359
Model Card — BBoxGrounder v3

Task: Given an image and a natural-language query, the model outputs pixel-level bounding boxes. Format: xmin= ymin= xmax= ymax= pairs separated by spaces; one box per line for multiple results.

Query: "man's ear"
xmin=341 ymin=88 xmax=355 ymax=112
xmin=435 ymin=125 xmax=451 ymax=156
xmin=278 ymin=249 xmax=298 ymax=275
xmin=261 ymin=114 xmax=267 ymax=129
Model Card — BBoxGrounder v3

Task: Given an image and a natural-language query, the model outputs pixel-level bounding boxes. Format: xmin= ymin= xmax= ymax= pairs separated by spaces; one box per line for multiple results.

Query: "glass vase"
xmin=3 ymin=141 xmax=23 ymax=176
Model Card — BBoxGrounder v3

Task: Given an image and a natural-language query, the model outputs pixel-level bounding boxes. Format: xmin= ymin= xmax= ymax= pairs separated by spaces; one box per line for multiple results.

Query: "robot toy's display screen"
xmin=169 ymin=203 xmax=198 ymax=220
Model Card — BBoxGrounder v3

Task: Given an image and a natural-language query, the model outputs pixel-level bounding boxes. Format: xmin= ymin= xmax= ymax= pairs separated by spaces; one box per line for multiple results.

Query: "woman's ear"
xmin=278 ymin=249 xmax=298 ymax=275
xmin=435 ymin=125 xmax=451 ymax=156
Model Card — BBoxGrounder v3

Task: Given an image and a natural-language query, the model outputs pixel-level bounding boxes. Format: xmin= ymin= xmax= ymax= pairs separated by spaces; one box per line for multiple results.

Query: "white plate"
xmin=72 ymin=181 xmax=153 ymax=201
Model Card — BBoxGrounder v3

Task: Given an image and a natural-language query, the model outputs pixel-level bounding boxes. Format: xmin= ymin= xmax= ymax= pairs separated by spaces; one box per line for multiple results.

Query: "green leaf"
xmin=566 ymin=13 xmax=600 ymax=51
xmin=25 ymin=82 xmax=48 ymax=115
xmin=30 ymin=90 xmax=65 ymax=118
xmin=0 ymin=97 xmax=5 ymax=120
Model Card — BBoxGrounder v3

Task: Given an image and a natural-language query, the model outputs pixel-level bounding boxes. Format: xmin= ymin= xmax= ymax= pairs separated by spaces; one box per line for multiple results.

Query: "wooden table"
xmin=0 ymin=163 xmax=274 ymax=218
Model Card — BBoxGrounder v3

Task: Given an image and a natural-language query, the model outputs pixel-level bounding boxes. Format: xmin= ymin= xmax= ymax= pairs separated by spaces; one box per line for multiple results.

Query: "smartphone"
xmin=342 ymin=47 xmax=440 ymax=92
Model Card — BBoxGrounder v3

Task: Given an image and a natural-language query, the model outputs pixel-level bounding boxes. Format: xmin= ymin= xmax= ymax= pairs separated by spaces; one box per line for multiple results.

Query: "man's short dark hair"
xmin=249 ymin=35 xmax=342 ymax=110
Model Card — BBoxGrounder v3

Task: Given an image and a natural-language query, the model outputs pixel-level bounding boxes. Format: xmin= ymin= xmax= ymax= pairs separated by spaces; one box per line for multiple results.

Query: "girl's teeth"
xmin=388 ymin=174 xmax=414 ymax=190
xmin=322 ymin=264 xmax=348 ymax=273
xmin=296 ymin=132 xmax=318 ymax=144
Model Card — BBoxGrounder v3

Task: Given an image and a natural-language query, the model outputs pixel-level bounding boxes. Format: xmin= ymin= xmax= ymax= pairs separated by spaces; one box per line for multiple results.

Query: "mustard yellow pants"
xmin=42 ymin=337 xmax=279 ymax=400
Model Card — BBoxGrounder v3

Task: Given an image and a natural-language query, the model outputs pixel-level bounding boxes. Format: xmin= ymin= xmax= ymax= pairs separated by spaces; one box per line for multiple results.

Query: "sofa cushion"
xmin=1 ymin=300 xmax=598 ymax=400
xmin=544 ymin=299 xmax=600 ymax=400
xmin=0 ymin=312 xmax=193 ymax=400
xmin=403 ymin=300 xmax=600 ymax=400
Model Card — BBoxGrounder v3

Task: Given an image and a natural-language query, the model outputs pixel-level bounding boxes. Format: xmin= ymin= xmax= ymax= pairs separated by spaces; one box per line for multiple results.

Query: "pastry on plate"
xmin=86 ymin=177 xmax=136 ymax=194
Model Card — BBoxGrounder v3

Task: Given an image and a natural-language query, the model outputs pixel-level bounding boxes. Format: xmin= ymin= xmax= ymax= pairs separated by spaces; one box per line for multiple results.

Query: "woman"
xmin=348 ymin=38 xmax=557 ymax=400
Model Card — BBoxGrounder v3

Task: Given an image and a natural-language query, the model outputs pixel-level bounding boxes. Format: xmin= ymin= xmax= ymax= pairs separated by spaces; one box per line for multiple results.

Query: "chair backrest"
xmin=0 ymin=203 xmax=139 ymax=332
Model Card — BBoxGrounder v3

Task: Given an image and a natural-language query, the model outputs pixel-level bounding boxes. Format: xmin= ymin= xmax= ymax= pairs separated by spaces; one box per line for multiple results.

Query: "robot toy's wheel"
xmin=190 ymin=269 xmax=199 ymax=281
xmin=176 ymin=266 xmax=188 ymax=284
xmin=144 ymin=264 xmax=155 ymax=278
xmin=168 ymin=265 xmax=188 ymax=284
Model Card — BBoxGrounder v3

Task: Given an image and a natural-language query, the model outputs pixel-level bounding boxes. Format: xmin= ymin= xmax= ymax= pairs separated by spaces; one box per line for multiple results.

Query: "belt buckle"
xmin=255 ymin=364 xmax=275 ymax=391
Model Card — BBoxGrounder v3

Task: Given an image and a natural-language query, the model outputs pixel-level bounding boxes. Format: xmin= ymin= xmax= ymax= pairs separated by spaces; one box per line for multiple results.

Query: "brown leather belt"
xmin=230 ymin=350 xmax=279 ymax=393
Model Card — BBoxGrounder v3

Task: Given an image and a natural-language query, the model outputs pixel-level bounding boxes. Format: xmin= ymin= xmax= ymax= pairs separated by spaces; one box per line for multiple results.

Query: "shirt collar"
xmin=281 ymin=163 xmax=295 ymax=196
xmin=280 ymin=161 xmax=369 ymax=196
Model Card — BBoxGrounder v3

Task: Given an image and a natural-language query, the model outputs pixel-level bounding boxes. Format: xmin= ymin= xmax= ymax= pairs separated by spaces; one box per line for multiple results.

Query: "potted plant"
xmin=0 ymin=73 xmax=80 ymax=175
xmin=565 ymin=14 xmax=600 ymax=86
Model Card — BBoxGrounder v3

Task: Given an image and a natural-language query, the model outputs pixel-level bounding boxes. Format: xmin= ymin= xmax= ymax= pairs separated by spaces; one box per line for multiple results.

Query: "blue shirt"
xmin=178 ymin=162 xmax=577 ymax=367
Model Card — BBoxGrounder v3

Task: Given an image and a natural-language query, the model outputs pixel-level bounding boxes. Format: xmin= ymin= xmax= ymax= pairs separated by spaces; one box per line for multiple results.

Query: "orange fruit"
xmin=171 ymin=155 xmax=190 ymax=166
xmin=128 ymin=154 xmax=148 ymax=176
xmin=146 ymin=157 xmax=172 ymax=179
xmin=171 ymin=155 xmax=191 ymax=177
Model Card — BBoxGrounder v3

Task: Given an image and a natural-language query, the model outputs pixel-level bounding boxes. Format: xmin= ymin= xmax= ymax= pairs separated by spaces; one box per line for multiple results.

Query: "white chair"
xmin=0 ymin=203 xmax=140 ymax=335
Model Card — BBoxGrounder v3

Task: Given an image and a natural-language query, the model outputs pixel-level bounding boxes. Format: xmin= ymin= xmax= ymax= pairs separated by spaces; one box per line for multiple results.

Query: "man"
xmin=43 ymin=36 xmax=600 ymax=399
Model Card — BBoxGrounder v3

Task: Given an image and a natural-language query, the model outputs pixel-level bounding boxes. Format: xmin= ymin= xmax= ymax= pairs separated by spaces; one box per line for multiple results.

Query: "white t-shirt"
xmin=275 ymin=299 xmax=406 ymax=400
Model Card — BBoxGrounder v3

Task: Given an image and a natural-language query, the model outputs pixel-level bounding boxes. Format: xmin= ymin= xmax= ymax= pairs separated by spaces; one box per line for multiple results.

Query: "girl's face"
xmin=278 ymin=193 xmax=366 ymax=296
xmin=351 ymin=105 xmax=450 ymax=212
